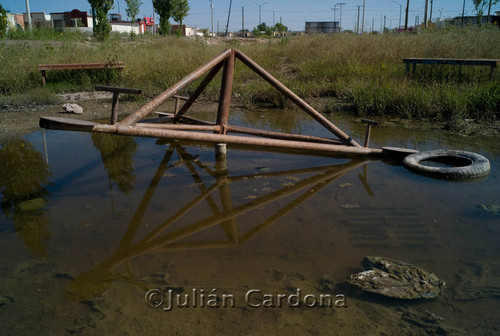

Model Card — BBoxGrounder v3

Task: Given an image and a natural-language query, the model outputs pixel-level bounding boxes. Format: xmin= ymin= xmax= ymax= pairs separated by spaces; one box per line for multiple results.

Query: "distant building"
xmin=7 ymin=13 xmax=25 ymax=30
xmin=24 ymin=12 xmax=51 ymax=28
xmin=450 ymin=14 xmax=500 ymax=26
xmin=136 ymin=17 xmax=155 ymax=33
xmin=171 ymin=24 xmax=187 ymax=36
xmin=305 ymin=21 xmax=340 ymax=34
xmin=50 ymin=9 xmax=90 ymax=31
xmin=108 ymin=13 xmax=147 ymax=34
xmin=109 ymin=13 xmax=122 ymax=22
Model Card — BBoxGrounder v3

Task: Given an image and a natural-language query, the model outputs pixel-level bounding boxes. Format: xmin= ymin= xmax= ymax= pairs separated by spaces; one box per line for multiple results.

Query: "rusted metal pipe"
xmin=234 ymin=49 xmax=361 ymax=147
xmin=226 ymin=124 xmax=344 ymax=145
xmin=136 ymin=123 xmax=221 ymax=132
xmin=174 ymin=61 xmax=224 ymax=119
xmin=216 ymin=50 xmax=236 ymax=134
xmin=119 ymin=49 xmax=232 ymax=127
xmin=174 ymin=96 xmax=181 ymax=116
xmin=91 ymin=123 xmax=380 ymax=155
xmin=361 ymin=119 xmax=378 ymax=148
xmin=161 ymin=115 xmax=344 ymax=145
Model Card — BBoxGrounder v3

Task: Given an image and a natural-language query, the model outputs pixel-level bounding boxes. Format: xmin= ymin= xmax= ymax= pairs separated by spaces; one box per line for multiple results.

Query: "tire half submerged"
xmin=403 ymin=149 xmax=490 ymax=180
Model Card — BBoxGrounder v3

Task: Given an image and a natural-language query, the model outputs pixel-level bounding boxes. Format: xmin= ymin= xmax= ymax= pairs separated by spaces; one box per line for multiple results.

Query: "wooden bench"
xmin=403 ymin=58 xmax=497 ymax=80
xmin=38 ymin=61 xmax=126 ymax=87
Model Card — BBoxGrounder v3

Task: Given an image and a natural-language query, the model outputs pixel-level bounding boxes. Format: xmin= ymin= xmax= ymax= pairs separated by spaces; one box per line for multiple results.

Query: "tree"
xmin=274 ymin=23 xmax=288 ymax=32
xmin=88 ymin=0 xmax=114 ymax=40
xmin=125 ymin=0 xmax=142 ymax=23
xmin=472 ymin=0 xmax=498 ymax=25
xmin=0 ymin=4 xmax=8 ymax=38
xmin=153 ymin=0 xmax=173 ymax=35
xmin=172 ymin=0 xmax=190 ymax=36
xmin=252 ymin=22 xmax=273 ymax=37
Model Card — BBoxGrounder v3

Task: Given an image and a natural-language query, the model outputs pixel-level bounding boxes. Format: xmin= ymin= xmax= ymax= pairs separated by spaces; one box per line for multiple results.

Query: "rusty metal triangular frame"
xmin=119 ymin=48 xmax=359 ymax=146
xmin=40 ymin=49 xmax=384 ymax=156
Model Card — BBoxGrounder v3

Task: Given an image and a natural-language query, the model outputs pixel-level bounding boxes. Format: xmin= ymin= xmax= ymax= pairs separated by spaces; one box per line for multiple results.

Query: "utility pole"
xmin=372 ymin=17 xmax=374 ymax=32
xmin=25 ymin=0 xmax=32 ymax=30
xmin=487 ymin=0 xmax=492 ymax=23
xmin=337 ymin=3 xmax=346 ymax=32
xmin=462 ymin=0 xmax=466 ymax=27
xmin=384 ymin=15 xmax=386 ymax=33
xmin=430 ymin=0 xmax=433 ymax=23
xmin=404 ymin=0 xmax=409 ymax=31
xmin=210 ymin=0 xmax=214 ymax=37
xmin=273 ymin=10 xmax=275 ymax=27
xmin=153 ymin=11 xmax=156 ymax=35
xmin=356 ymin=6 xmax=360 ymax=34
xmin=392 ymin=0 xmax=402 ymax=29
xmin=254 ymin=2 xmax=268 ymax=26
xmin=225 ymin=0 xmax=232 ymax=36
xmin=424 ymin=0 xmax=428 ymax=27
xmin=361 ymin=0 xmax=366 ymax=34
xmin=333 ymin=5 xmax=338 ymax=22
xmin=242 ymin=6 xmax=245 ymax=35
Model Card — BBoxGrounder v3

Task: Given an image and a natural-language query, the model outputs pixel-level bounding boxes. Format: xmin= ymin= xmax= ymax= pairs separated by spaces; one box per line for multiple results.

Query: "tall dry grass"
xmin=1 ymin=26 xmax=499 ymax=128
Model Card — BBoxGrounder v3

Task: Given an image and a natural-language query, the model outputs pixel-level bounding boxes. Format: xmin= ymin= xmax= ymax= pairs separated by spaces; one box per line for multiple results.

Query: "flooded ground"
xmin=0 ymin=108 xmax=499 ymax=335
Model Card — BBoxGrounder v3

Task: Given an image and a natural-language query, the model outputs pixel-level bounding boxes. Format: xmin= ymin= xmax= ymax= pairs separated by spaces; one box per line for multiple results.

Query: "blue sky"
xmin=2 ymin=0 xmax=500 ymax=31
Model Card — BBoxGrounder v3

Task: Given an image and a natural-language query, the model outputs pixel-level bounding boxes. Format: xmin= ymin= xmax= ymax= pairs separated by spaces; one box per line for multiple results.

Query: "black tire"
xmin=403 ymin=149 xmax=490 ymax=180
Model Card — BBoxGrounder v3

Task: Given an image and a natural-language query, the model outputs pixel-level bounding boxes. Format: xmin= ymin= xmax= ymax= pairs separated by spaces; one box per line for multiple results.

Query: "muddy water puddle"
xmin=0 ymin=109 xmax=499 ymax=335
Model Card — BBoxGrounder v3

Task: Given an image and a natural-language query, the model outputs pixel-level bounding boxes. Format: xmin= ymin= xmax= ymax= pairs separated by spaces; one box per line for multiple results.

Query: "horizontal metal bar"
xmin=40 ymin=116 xmax=380 ymax=155
xmin=136 ymin=123 xmax=221 ymax=132
xmin=93 ymin=123 xmax=380 ymax=155
xmin=226 ymin=124 xmax=345 ymax=145
xmin=95 ymin=85 xmax=141 ymax=94
xmin=155 ymin=113 xmax=217 ymax=126
xmin=173 ymin=95 xmax=191 ymax=101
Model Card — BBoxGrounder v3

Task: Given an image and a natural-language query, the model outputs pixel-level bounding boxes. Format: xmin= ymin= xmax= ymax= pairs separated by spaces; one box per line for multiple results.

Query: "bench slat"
xmin=38 ymin=62 xmax=126 ymax=71
xmin=403 ymin=58 xmax=497 ymax=66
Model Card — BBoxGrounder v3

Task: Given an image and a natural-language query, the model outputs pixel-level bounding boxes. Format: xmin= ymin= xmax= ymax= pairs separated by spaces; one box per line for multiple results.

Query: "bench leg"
xmin=111 ymin=92 xmax=120 ymax=125
xmin=412 ymin=63 xmax=416 ymax=76
xmin=490 ymin=65 xmax=496 ymax=81
xmin=405 ymin=63 xmax=410 ymax=77
xmin=41 ymin=70 xmax=46 ymax=87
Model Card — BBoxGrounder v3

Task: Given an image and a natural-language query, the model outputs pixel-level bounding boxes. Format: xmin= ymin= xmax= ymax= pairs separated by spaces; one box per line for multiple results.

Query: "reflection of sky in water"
xmin=0 ymin=110 xmax=499 ymax=334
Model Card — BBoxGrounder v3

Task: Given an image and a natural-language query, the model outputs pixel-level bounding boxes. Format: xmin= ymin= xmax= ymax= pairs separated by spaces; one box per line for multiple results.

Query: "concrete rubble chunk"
xmin=63 ymin=103 xmax=83 ymax=115
xmin=346 ymin=256 xmax=445 ymax=300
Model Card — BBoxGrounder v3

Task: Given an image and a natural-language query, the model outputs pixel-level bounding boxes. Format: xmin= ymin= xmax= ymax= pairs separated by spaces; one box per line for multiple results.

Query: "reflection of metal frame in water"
xmin=66 ymin=144 xmax=372 ymax=300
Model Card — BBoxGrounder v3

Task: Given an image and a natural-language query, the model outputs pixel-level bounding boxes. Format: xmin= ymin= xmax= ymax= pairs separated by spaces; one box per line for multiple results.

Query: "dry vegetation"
xmin=1 ymin=26 xmax=499 ymax=132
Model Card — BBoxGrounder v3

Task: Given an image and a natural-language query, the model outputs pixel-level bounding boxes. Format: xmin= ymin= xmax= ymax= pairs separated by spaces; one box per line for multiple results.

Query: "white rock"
xmin=62 ymin=103 xmax=83 ymax=115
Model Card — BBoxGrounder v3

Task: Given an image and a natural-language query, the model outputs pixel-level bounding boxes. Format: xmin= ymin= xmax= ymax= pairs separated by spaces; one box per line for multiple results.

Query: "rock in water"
xmin=63 ymin=103 xmax=83 ymax=115
xmin=346 ymin=256 xmax=445 ymax=299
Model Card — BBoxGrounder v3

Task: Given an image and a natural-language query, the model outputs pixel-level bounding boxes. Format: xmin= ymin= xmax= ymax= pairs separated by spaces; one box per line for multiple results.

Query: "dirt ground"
xmin=0 ymin=92 xmax=223 ymax=141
